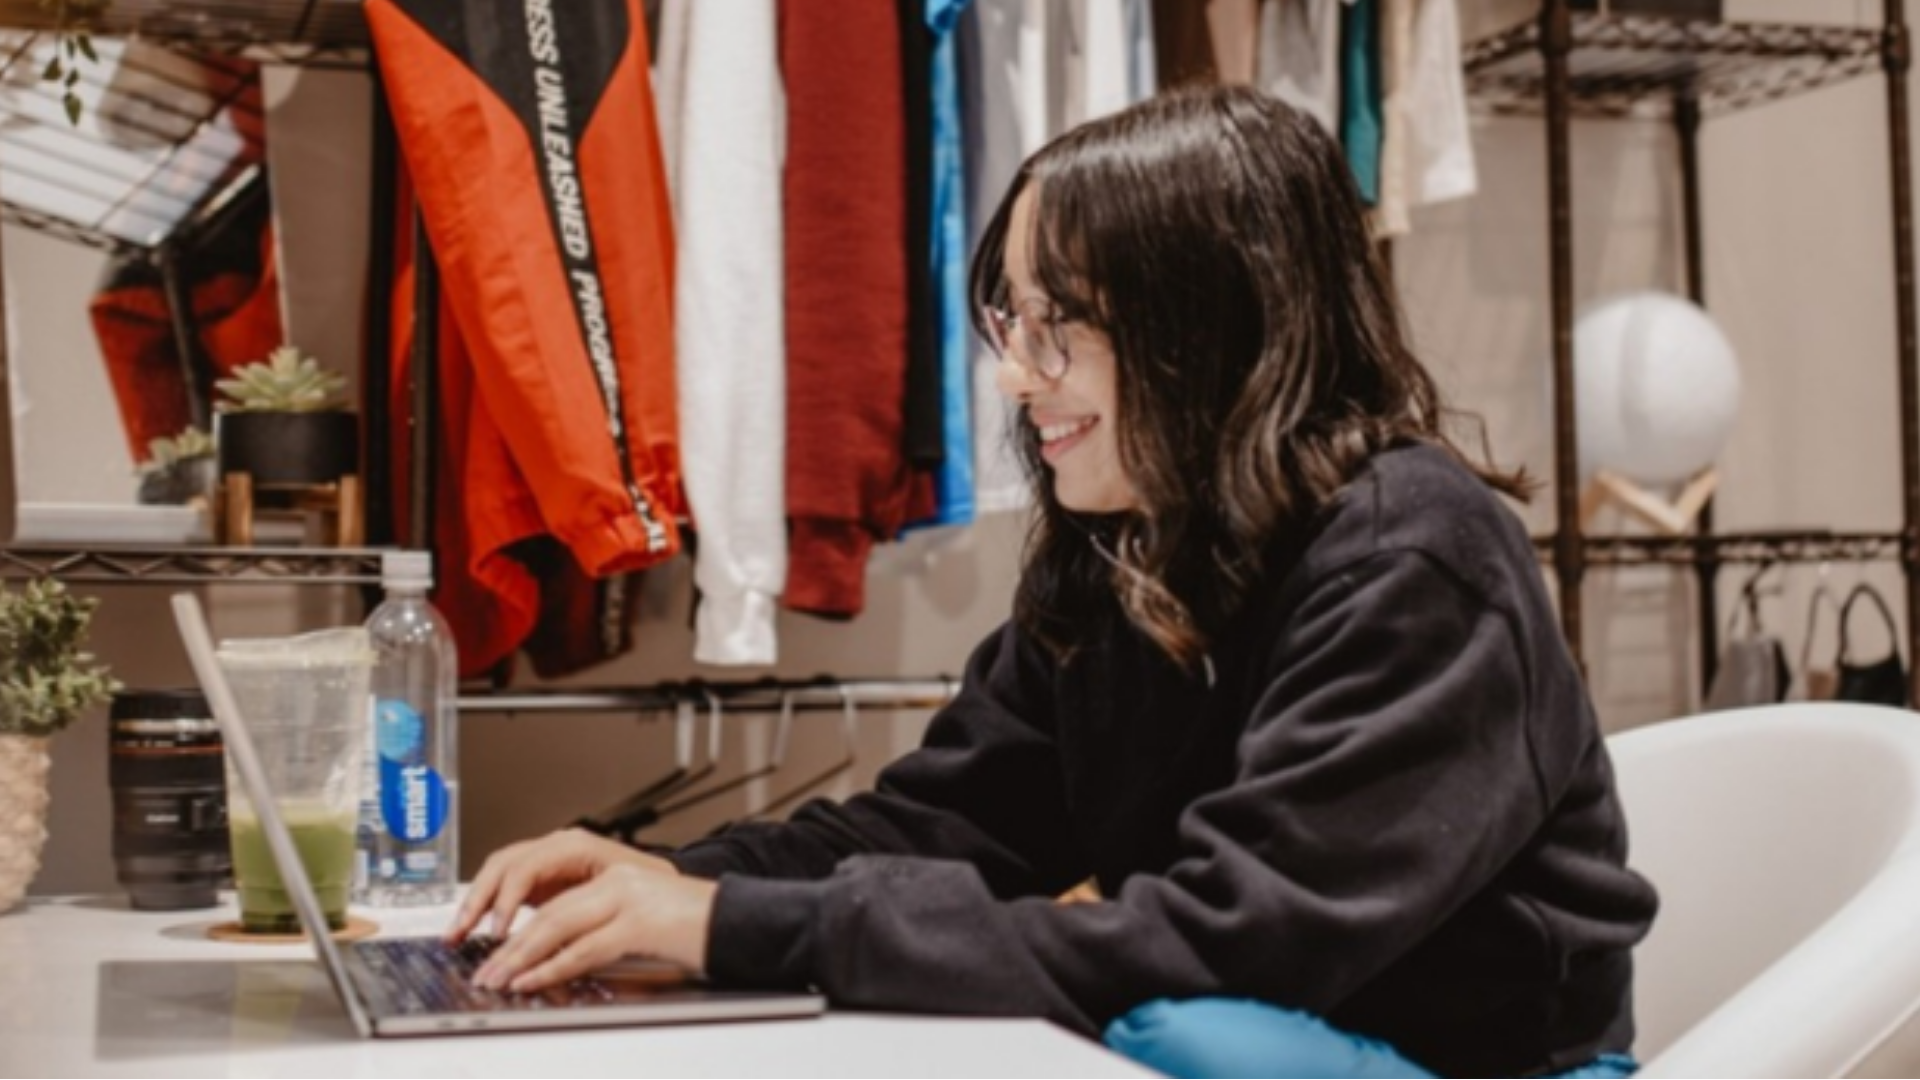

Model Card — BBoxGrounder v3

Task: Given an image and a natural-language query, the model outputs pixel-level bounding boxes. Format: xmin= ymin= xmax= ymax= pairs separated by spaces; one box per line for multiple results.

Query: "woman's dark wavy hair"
xmin=968 ymin=84 xmax=1531 ymax=671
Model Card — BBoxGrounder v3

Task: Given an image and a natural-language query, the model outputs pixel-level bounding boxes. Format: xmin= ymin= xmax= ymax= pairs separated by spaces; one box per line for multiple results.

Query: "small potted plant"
xmin=38 ymin=0 xmax=113 ymax=125
xmin=0 ymin=579 xmax=118 ymax=912
xmin=213 ymin=344 xmax=358 ymax=489
xmin=213 ymin=345 xmax=361 ymax=546
xmin=134 ymin=425 xmax=216 ymax=506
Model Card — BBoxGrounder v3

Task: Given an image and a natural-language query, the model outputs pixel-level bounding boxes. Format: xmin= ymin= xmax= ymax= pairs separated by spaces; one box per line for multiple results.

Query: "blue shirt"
xmin=916 ymin=0 xmax=977 ymax=528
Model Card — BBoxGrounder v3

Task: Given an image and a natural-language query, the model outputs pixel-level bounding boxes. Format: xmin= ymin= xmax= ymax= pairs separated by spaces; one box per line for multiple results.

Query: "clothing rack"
xmin=456 ymin=676 xmax=961 ymax=716
xmin=468 ymin=675 xmax=965 ymax=838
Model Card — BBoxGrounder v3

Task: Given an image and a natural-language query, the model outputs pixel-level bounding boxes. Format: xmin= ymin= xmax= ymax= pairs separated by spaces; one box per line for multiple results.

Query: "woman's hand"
xmin=469 ymin=863 xmax=718 ymax=992
xmin=444 ymin=827 xmax=679 ymax=945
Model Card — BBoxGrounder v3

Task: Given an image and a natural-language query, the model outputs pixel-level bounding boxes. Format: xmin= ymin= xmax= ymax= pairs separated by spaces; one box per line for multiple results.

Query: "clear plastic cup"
xmin=215 ymin=627 xmax=373 ymax=934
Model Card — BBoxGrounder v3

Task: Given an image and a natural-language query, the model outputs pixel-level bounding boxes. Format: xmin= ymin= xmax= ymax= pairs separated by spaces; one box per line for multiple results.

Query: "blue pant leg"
xmin=1103 ymin=998 xmax=1438 ymax=1080
xmin=1551 ymin=1053 xmax=1639 ymax=1079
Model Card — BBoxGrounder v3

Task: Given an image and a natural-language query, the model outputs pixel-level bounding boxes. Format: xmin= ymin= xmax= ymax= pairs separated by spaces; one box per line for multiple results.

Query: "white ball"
xmin=1573 ymin=291 xmax=1741 ymax=486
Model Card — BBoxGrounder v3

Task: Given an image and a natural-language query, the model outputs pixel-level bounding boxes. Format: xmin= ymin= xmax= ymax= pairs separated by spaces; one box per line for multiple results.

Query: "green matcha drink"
xmin=229 ymin=802 xmax=355 ymax=933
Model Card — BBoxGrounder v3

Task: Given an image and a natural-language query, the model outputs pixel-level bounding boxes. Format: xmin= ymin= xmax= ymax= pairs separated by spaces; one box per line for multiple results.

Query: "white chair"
xmin=1609 ymin=702 xmax=1920 ymax=1078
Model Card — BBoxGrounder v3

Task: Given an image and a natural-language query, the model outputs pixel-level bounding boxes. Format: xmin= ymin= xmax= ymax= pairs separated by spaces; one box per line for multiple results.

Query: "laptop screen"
xmin=170 ymin=591 xmax=826 ymax=1039
xmin=170 ymin=591 xmax=377 ymax=1038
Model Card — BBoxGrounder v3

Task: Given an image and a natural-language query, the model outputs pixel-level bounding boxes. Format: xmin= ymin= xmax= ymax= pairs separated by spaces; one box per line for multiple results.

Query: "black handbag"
xmin=1834 ymin=582 xmax=1909 ymax=708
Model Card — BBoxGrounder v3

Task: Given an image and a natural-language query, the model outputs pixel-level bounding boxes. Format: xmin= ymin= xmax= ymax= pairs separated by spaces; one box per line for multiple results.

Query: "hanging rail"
xmin=457 ymin=676 xmax=961 ymax=716
xmin=1532 ymin=529 xmax=1909 ymax=568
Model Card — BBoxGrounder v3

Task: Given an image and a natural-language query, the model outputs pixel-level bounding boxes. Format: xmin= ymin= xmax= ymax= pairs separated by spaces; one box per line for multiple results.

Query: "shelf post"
xmin=363 ymin=72 xmax=398 ymax=548
xmin=409 ymin=212 xmax=439 ymax=552
xmin=155 ymin=242 xmax=213 ymax=432
xmin=1674 ymin=86 xmax=1722 ymax=693
xmin=1542 ymin=0 xmax=1586 ymax=663
xmin=1883 ymin=0 xmax=1920 ymax=706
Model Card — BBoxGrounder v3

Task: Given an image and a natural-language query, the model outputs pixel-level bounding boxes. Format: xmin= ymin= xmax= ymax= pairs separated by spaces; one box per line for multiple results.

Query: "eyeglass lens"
xmin=986 ymin=301 xmax=1069 ymax=379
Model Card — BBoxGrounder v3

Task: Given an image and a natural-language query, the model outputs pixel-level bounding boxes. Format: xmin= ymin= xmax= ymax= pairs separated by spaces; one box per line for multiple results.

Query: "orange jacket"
xmin=385 ymin=169 xmax=645 ymax=681
xmin=367 ymin=0 xmax=683 ymax=583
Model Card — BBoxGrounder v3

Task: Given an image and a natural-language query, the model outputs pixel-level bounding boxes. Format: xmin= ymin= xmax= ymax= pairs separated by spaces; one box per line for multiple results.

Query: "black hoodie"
xmin=671 ymin=443 xmax=1658 ymax=1078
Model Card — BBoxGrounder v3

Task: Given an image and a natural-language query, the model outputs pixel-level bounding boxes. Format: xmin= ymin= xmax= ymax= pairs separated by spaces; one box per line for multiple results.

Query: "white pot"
xmin=0 ymin=734 xmax=50 ymax=912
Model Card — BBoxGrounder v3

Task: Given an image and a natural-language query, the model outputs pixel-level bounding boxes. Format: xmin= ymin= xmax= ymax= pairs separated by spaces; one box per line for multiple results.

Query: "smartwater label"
xmin=374 ymin=698 xmax=449 ymax=843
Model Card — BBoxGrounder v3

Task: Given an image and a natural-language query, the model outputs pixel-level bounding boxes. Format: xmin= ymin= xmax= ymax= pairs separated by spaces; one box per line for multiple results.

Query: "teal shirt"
xmin=1341 ymin=0 xmax=1383 ymax=205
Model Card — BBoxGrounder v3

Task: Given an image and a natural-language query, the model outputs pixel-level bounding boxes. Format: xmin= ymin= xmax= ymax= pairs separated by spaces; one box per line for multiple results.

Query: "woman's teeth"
xmin=1039 ymin=418 xmax=1095 ymax=443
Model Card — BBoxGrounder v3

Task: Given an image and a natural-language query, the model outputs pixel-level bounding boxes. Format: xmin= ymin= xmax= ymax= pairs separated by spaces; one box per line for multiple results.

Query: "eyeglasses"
xmin=981 ymin=297 xmax=1074 ymax=381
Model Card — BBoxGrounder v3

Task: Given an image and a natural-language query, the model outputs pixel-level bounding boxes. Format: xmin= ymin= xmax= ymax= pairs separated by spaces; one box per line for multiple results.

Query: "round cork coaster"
xmin=207 ymin=914 xmax=380 ymax=944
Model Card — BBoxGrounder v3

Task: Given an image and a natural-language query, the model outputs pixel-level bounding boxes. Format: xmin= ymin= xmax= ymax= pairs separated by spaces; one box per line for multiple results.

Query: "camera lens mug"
xmin=108 ymin=689 xmax=231 ymax=910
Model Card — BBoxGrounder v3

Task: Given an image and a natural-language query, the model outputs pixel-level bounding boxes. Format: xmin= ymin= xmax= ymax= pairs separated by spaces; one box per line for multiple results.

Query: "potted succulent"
xmin=213 ymin=344 xmax=358 ymax=489
xmin=0 ymin=580 xmax=118 ymax=912
xmin=134 ymin=425 xmax=216 ymax=506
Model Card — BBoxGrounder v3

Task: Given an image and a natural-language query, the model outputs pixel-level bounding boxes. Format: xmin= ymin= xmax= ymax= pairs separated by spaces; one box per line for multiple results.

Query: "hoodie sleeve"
xmin=670 ymin=620 xmax=1087 ymax=898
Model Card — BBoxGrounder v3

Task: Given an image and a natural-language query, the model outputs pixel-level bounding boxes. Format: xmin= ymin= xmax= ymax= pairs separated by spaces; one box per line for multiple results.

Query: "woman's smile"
xmin=1035 ymin=414 xmax=1099 ymax=461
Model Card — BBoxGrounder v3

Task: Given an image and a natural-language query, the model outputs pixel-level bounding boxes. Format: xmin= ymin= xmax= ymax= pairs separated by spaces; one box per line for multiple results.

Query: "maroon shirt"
xmin=782 ymin=0 xmax=921 ymax=617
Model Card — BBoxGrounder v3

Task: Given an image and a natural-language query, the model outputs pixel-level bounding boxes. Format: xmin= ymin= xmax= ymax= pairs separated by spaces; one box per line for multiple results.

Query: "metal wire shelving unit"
xmin=1471 ymin=2 xmax=1919 ymax=699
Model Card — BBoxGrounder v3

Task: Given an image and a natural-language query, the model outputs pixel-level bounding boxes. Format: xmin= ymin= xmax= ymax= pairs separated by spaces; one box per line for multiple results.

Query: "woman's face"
xmin=994 ymin=189 xmax=1139 ymax=514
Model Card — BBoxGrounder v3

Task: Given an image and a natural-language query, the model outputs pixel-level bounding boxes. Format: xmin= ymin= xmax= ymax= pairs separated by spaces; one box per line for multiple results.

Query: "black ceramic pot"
xmin=215 ymin=411 xmax=359 ymax=485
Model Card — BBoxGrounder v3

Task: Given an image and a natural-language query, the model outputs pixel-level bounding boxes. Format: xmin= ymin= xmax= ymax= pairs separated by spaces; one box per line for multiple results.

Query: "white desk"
xmin=1 ymin=895 xmax=1158 ymax=1078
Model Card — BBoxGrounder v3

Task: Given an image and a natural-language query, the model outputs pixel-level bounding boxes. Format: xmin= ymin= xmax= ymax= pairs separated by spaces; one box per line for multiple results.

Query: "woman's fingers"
xmin=445 ymin=829 xmax=596 ymax=941
xmin=473 ymin=871 xmax=625 ymax=990
xmin=445 ymin=829 xmax=691 ymax=952
xmin=509 ymin=919 xmax=643 ymax=993
xmin=445 ymin=836 xmax=527 ymax=942
xmin=469 ymin=865 xmax=716 ymax=992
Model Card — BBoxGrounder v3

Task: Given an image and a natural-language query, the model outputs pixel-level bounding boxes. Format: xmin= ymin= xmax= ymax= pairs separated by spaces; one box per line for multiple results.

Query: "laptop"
xmin=170 ymin=592 xmax=826 ymax=1037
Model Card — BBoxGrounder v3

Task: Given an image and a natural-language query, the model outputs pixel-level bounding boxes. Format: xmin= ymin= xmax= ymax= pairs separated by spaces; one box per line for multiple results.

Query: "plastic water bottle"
xmin=360 ymin=550 xmax=458 ymax=906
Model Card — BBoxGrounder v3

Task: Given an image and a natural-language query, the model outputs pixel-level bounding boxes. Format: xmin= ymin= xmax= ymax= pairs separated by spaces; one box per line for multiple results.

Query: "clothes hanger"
xmin=570 ymin=695 xmax=695 ymax=838
xmin=1730 ymin=560 xmax=1782 ymax=638
xmin=644 ymin=687 xmax=801 ymax=825
xmin=573 ymin=687 xmax=723 ymax=843
xmin=1798 ymin=561 xmax=1843 ymax=700
xmin=748 ymin=683 xmax=861 ymax=822
xmin=632 ymin=687 xmax=725 ymax=828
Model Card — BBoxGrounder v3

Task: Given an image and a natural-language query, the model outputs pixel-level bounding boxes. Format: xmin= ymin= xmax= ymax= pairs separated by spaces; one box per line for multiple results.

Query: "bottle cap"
xmin=381 ymin=550 xmax=434 ymax=590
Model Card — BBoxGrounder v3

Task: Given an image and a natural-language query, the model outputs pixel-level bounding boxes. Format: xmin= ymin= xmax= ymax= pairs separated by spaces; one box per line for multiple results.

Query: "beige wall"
xmin=16 ymin=9 xmax=1920 ymax=1067
xmin=7 ymin=227 xmax=124 ymax=505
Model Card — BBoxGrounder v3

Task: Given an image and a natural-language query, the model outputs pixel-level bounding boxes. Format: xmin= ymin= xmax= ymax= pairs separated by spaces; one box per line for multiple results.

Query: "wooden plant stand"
xmin=217 ymin=472 xmax=364 ymax=547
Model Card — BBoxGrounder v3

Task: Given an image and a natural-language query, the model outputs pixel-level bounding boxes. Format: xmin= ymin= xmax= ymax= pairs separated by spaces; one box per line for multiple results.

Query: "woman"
xmin=449 ymin=85 xmax=1657 ymax=1079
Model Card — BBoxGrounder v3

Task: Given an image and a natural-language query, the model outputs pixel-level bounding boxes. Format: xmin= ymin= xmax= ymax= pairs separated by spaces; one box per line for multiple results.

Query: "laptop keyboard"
xmin=349 ymin=935 xmax=621 ymax=1015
